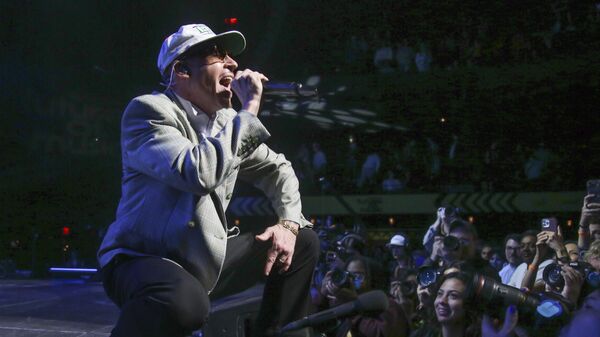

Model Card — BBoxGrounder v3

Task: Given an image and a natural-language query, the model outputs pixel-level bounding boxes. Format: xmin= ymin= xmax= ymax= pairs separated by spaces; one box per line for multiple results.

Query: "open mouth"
xmin=219 ymin=76 xmax=233 ymax=88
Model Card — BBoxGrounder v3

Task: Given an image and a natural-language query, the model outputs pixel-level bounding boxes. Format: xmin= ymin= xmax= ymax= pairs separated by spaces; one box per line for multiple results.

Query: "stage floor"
xmin=0 ymin=279 xmax=117 ymax=336
xmin=0 ymin=278 xmax=264 ymax=337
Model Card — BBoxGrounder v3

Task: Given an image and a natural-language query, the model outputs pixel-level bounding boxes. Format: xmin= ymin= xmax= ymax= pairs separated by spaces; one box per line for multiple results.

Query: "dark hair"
xmin=413 ymin=271 xmax=482 ymax=337
xmin=503 ymin=233 xmax=522 ymax=247
xmin=431 ymin=272 xmax=482 ymax=337
xmin=521 ymin=229 xmax=539 ymax=239
xmin=345 ymin=256 xmax=371 ymax=282
xmin=449 ymin=219 xmax=478 ymax=240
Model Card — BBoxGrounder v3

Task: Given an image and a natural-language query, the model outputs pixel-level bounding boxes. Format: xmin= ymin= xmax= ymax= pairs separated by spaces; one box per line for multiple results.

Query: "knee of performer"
xmin=298 ymin=229 xmax=320 ymax=263
xmin=168 ymin=277 xmax=211 ymax=330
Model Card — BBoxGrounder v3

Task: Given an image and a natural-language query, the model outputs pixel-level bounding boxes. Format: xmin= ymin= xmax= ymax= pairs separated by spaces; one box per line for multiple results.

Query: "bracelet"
xmin=279 ymin=220 xmax=299 ymax=236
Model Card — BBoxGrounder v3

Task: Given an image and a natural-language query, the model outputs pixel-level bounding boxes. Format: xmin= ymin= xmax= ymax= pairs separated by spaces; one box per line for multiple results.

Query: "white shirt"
xmin=499 ymin=263 xmax=518 ymax=285
xmin=507 ymin=259 xmax=553 ymax=288
xmin=175 ymin=93 xmax=218 ymax=137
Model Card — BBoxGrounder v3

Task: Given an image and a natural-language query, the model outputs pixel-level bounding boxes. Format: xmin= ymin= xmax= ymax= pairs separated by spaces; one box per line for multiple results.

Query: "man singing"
xmin=97 ymin=23 xmax=319 ymax=337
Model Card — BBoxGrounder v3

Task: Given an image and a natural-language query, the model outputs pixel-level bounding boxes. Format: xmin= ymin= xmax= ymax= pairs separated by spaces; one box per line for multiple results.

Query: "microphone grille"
xmin=356 ymin=290 xmax=389 ymax=312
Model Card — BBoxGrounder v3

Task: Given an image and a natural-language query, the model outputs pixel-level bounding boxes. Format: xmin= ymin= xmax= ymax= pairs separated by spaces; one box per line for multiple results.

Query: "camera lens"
xmin=474 ymin=274 xmax=540 ymax=309
xmin=417 ymin=267 xmax=438 ymax=287
xmin=331 ymin=268 xmax=349 ymax=288
xmin=443 ymin=236 xmax=461 ymax=251
xmin=543 ymin=263 xmax=565 ymax=289
xmin=587 ymin=271 xmax=600 ymax=288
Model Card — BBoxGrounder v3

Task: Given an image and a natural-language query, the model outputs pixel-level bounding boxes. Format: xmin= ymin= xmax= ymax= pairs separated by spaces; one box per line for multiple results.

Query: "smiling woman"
xmin=411 ymin=272 xmax=483 ymax=337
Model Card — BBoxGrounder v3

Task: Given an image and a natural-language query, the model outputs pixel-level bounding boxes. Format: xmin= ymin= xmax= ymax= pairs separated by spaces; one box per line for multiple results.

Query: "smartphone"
xmin=325 ymin=251 xmax=337 ymax=264
xmin=587 ymin=179 xmax=600 ymax=203
xmin=541 ymin=217 xmax=558 ymax=233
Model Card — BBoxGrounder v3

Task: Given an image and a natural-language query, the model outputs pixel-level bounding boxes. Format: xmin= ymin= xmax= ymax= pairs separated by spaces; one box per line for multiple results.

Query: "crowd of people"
xmin=305 ymin=192 xmax=600 ymax=336
xmin=291 ymin=135 xmax=571 ymax=195
xmin=338 ymin=1 xmax=600 ymax=75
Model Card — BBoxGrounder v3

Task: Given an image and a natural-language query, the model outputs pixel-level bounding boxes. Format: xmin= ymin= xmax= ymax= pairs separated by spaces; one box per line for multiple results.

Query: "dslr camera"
xmin=543 ymin=261 xmax=600 ymax=290
xmin=330 ymin=268 xmax=355 ymax=289
xmin=442 ymin=235 xmax=461 ymax=251
xmin=417 ymin=266 xmax=443 ymax=288
xmin=417 ymin=267 xmax=570 ymax=318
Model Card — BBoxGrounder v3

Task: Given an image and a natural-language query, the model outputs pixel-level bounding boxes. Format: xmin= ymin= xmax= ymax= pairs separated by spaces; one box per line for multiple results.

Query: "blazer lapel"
xmin=164 ymin=89 xmax=229 ymax=232
xmin=163 ymin=89 xmax=200 ymax=144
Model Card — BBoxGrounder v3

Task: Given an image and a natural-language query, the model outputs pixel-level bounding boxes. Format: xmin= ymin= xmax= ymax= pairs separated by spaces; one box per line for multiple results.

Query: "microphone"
xmin=263 ymin=82 xmax=318 ymax=97
xmin=279 ymin=290 xmax=389 ymax=333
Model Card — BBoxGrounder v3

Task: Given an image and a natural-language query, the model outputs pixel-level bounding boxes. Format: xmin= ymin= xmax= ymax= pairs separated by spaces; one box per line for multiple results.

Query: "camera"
xmin=443 ymin=235 xmax=461 ymax=251
xmin=330 ymin=268 xmax=354 ymax=288
xmin=473 ymin=274 xmax=541 ymax=310
xmin=401 ymin=280 xmax=417 ymax=296
xmin=325 ymin=251 xmax=337 ymax=265
xmin=419 ymin=268 xmax=570 ymax=319
xmin=417 ymin=266 xmax=442 ymax=288
xmin=543 ymin=261 xmax=600 ymax=290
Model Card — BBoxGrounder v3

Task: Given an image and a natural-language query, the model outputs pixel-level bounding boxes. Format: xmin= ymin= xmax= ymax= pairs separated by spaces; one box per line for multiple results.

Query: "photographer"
xmin=320 ymin=256 xmax=409 ymax=337
xmin=390 ymin=268 xmax=418 ymax=328
xmin=439 ymin=219 xmax=500 ymax=281
xmin=521 ymin=226 xmax=567 ymax=292
xmin=387 ymin=234 xmax=414 ymax=275
xmin=423 ymin=207 xmax=459 ymax=254
xmin=423 ymin=231 xmax=444 ymax=268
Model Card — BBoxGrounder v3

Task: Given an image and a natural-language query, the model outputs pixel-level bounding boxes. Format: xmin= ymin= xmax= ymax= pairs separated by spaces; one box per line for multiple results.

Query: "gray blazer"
xmin=98 ymin=90 xmax=310 ymax=293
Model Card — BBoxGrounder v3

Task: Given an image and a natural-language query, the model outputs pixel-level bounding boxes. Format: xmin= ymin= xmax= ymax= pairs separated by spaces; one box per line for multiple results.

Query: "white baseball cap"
xmin=157 ymin=23 xmax=246 ymax=75
xmin=387 ymin=234 xmax=407 ymax=247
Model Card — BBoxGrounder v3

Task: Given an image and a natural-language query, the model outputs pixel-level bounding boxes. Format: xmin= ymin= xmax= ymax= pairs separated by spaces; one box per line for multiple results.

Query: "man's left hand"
xmin=255 ymin=222 xmax=299 ymax=276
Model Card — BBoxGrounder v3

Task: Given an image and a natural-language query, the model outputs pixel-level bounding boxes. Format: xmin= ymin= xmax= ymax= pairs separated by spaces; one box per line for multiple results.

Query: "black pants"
xmin=102 ymin=228 xmax=319 ymax=337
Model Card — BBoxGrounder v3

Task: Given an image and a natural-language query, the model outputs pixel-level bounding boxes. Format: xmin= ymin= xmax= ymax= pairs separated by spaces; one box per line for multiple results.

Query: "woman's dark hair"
xmin=344 ymin=256 xmax=372 ymax=283
xmin=425 ymin=271 xmax=483 ymax=337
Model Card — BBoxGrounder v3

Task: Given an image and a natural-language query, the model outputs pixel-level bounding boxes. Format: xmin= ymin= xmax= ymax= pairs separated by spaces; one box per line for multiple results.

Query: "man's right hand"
xmin=231 ymin=69 xmax=269 ymax=116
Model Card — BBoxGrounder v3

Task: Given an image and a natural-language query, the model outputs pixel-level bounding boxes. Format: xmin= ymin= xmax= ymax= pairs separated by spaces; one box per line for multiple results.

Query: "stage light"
xmin=468 ymin=216 xmax=474 ymax=223
xmin=388 ymin=217 xmax=395 ymax=225
xmin=224 ymin=17 xmax=238 ymax=25
xmin=49 ymin=267 xmax=98 ymax=273
xmin=61 ymin=226 xmax=71 ymax=236
xmin=567 ymin=219 xmax=573 ymax=227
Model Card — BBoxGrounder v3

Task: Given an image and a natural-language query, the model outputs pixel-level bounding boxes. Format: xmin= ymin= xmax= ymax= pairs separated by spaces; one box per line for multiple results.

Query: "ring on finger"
xmin=278 ymin=255 xmax=287 ymax=263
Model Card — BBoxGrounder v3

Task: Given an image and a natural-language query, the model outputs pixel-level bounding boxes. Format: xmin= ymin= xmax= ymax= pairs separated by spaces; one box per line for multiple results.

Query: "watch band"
xmin=279 ymin=220 xmax=299 ymax=236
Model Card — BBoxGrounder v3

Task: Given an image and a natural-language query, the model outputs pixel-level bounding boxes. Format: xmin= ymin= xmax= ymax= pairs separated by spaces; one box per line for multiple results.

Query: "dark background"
xmin=1 ymin=1 xmax=599 ymax=275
